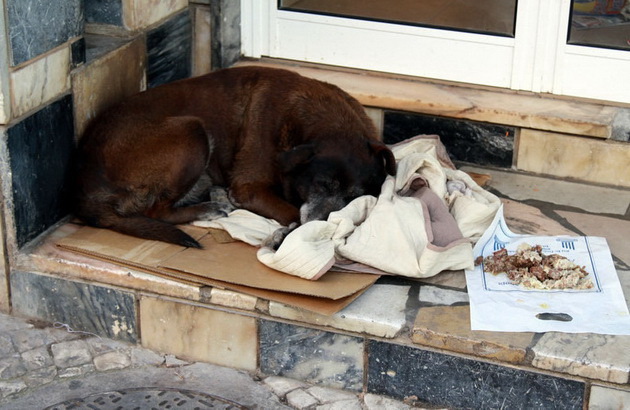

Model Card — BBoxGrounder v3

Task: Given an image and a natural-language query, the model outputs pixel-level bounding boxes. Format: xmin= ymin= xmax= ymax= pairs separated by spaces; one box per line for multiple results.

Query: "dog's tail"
xmin=90 ymin=213 xmax=202 ymax=249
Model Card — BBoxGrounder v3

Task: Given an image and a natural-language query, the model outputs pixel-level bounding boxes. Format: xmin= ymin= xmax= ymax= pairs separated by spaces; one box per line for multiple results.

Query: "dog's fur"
xmin=74 ymin=66 xmax=396 ymax=248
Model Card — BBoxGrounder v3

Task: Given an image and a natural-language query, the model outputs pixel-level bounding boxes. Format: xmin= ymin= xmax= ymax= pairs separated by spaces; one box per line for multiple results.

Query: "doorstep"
xmin=235 ymin=59 xmax=630 ymax=140
xmin=10 ymin=166 xmax=630 ymax=409
xmin=235 ymin=59 xmax=630 ymax=188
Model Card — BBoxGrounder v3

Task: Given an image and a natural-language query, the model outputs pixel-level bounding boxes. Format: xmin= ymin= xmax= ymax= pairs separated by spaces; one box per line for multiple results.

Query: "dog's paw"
xmin=209 ymin=186 xmax=237 ymax=212
xmin=262 ymin=222 xmax=299 ymax=250
xmin=209 ymin=187 xmax=235 ymax=208
xmin=198 ymin=201 xmax=232 ymax=220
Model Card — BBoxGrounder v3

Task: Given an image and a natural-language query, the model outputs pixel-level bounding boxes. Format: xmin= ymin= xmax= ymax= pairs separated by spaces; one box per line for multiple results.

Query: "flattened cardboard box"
xmin=57 ymin=225 xmax=379 ymax=315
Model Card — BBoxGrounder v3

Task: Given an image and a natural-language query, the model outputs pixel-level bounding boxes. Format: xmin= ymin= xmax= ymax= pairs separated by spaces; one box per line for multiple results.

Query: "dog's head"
xmin=279 ymin=140 xmax=396 ymax=223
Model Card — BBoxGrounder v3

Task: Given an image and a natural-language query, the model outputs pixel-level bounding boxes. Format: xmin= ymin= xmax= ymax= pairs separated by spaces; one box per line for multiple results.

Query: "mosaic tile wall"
xmin=6 ymin=0 xmax=84 ymax=66
xmin=0 ymin=0 xmax=234 ymax=312
xmin=7 ymin=269 xmax=594 ymax=409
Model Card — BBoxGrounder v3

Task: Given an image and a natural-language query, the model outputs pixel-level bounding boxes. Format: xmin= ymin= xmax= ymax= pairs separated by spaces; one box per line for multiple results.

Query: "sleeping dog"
xmin=74 ymin=66 xmax=396 ymax=248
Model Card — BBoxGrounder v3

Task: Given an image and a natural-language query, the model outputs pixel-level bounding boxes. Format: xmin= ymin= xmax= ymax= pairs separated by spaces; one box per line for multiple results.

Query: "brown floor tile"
xmin=416 ymin=270 xmax=467 ymax=289
xmin=502 ymin=199 xmax=578 ymax=236
xmin=412 ymin=305 xmax=534 ymax=363
xmin=140 ymin=296 xmax=257 ymax=371
xmin=557 ymin=211 xmax=630 ymax=268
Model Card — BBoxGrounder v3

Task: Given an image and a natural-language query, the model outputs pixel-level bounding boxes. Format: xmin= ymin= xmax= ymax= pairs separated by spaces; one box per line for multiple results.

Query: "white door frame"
xmin=241 ymin=0 xmax=630 ymax=104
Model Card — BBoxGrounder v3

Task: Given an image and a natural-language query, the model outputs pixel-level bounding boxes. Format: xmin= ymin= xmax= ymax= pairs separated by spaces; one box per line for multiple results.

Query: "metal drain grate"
xmin=45 ymin=387 xmax=247 ymax=409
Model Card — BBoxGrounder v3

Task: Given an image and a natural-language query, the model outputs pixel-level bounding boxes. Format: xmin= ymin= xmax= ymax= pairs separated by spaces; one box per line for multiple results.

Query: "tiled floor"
xmin=12 ymin=165 xmax=630 ymax=408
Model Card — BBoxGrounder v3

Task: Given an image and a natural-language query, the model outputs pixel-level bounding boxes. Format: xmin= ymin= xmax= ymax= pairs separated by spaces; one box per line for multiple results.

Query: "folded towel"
xmin=194 ymin=135 xmax=501 ymax=280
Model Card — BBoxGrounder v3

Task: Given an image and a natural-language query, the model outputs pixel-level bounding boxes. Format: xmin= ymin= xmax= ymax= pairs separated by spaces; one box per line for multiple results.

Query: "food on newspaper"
xmin=477 ymin=243 xmax=594 ymax=290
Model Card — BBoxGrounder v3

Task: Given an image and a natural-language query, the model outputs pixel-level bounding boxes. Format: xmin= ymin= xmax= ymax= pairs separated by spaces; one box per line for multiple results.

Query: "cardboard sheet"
xmin=57 ymin=225 xmax=379 ymax=314
xmin=160 ymin=234 xmax=377 ymax=299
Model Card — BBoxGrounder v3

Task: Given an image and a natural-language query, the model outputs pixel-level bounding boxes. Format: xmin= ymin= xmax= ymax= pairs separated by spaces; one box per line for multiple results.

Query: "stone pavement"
xmin=0 ymin=312 xmax=415 ymax=409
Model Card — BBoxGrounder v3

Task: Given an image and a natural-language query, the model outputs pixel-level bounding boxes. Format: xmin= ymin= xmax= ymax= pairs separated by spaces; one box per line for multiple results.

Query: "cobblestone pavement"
xmin=0 ymin=313 xmax=415 ymax=409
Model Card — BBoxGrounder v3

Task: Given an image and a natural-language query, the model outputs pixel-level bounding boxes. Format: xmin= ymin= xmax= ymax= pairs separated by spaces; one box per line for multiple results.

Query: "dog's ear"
xmin=369 ymin=141 xmax=397 ymax=176
xmin=278 ymin=144 xmax=316 ymax=173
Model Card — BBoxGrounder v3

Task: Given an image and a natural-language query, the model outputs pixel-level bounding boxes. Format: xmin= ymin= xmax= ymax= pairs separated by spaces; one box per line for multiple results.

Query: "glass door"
xmin=241 ymin=0 xmax=630 ymax=104
xmin=568 ymin=0 xmax=629 ymax=50
xmin=278 ymin=0 xmax=518 ymax=37
xmin=555 ymin=0 xmax=630 ymax=102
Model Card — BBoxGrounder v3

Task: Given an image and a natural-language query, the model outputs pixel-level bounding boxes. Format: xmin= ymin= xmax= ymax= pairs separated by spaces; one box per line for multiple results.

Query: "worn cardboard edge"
xmin=158 ymin=236 xmax=379 ymax=300
xmin=55 ymin=242 xmax=368 ymax=315
xmin=56 ymin=225 xmax=379 ymax=299
xmin=55 ymin=225 xmax=379 ymax=314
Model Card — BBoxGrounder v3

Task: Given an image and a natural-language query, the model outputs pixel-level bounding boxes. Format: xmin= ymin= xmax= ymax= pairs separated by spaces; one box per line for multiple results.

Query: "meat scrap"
xmin=479 ymin=243 xmax=594 ymax=290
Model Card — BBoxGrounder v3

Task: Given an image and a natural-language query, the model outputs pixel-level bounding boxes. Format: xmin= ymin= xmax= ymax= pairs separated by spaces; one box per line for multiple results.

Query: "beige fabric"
xmin=195 ymin=135 xmax=501 ymax=280
xmin=194 ymin=209 xmax=281 ymax=246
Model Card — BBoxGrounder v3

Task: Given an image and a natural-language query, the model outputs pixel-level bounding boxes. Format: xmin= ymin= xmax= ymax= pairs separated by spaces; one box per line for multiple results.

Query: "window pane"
xmin=279 ymin=0 xmax=517 ymax=37
xmin=568 ymin=0 xmax=630 ymax=51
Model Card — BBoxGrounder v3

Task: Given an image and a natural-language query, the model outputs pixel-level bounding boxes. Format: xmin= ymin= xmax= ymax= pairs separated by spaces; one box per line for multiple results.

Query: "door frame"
xmin=241 ymin=0 xmax=630 ymax=104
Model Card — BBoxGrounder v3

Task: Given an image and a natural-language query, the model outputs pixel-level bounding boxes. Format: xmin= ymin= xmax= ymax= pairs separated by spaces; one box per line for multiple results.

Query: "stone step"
xmin=236 ymin=59 xmax=630 ymax=141
xmin=235 ymin=59 xmax=630 ymax=189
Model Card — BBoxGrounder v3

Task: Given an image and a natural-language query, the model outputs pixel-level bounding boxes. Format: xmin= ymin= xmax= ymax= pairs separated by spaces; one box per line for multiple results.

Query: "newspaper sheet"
xmin=465 ymin=206 xmax=630 ymax=334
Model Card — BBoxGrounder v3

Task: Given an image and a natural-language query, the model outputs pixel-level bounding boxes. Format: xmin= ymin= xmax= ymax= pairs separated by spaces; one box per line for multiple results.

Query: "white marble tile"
xmin=192 ymin=5 xmax=212 ymax=76
xmin=72 ymin=37 xmax=146 ymax=138
xmin=122 ymin=0 xmax=188 ymax=30
xmin=517 ymin=129 xmax=630 ymax=189
xmin=269 ymin=284 xmax=410 ymax=338
xmin=364 ymin=107 xmax=383 ymax=137
xmin=531 ymin=332 xmax=630 ymax=384
xmin=11 ymin=46 xmax=71 ymax=119
xmin=140 ymin=297 xmax=257 ymax=371
xmin=418 ymin=285 xmax=469 ymax=305
xmin=589 ymin=385 xmax=630 ymax=409
xmin=461 ymin=165 xmax=630 ymax=215
xmin=209 ymin=288 xmax=257 ymax=311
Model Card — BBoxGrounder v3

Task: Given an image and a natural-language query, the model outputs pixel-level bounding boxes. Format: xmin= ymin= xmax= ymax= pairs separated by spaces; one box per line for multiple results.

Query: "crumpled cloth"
xmin=195 ymin=135 xmax=501 ymax=280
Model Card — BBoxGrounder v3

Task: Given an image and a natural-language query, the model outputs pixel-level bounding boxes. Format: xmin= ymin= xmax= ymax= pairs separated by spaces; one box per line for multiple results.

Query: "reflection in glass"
xmin=568 ymin=0 xmax=630 ymax=50
xmin=279 ymin=0 xmax=518 ymax=37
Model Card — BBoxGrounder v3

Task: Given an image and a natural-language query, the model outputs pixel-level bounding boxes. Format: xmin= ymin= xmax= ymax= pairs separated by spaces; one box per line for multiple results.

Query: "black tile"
xmin=7 ymin=95 xmax=75 ymax=248
xmin=84 ymin=34 xmax=130 ymax=63
xmin=259 ymin=320 xmax=364 ymax=391
xmin=383 ymin=111 xmax=515 ymax=168
xmin=208 ymin=0 xmax=241 ymax=70
xmin=11 ymin=271 xmax=138 ymax=343
xmin=147 ymin=10 xmax=192 ymax=88
xmin=6 ymin=0 xmax=84 ymax=66
xmin=368 ymin=340 xmax=584 ymax=409
xmin=84 ymin=0 xmax=123 ymax=26
xmin=71 ymin=37 xmax=86 ymax=68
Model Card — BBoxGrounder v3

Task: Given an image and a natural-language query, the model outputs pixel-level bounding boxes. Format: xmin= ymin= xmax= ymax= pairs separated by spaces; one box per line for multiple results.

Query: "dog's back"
xmin=75 ymin=105 xmax=213 ymax=247
xmin=74 ymin=66 xmax=395 ymax=247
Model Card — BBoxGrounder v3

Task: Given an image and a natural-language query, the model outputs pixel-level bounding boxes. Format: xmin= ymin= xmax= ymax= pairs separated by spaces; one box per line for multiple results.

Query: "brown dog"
xmin=74 ymin=66 xmax=396 ymax=248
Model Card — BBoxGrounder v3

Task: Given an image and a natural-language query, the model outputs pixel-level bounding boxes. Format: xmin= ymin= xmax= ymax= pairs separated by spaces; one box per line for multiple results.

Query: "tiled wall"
xmin=0 ymin=0 xmax=234 ymax=312
xmin=8 ymin=269 xmax=591 ymax=409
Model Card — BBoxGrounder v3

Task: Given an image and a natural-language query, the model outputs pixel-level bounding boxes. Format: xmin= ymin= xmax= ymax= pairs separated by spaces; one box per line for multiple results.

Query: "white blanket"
xmin=195 ymin=135 xmax=501 ymax=280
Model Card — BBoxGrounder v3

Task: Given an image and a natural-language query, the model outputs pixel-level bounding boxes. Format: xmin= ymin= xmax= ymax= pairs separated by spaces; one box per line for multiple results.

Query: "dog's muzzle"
xmin=299 ymin=196 xmax=348 ymax=224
